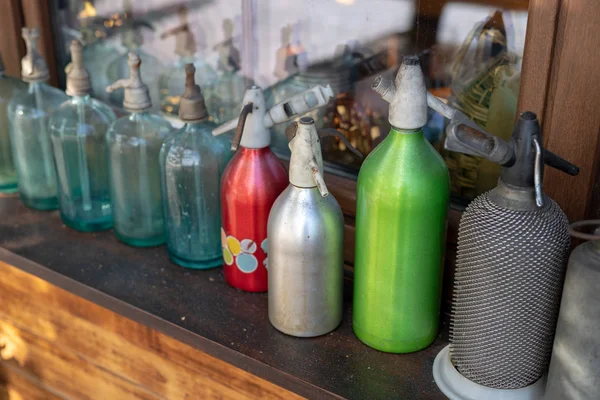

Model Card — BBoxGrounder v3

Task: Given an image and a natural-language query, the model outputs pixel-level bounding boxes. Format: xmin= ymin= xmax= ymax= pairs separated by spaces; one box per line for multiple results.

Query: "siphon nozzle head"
xmin=65 ymin=40 xmax=91 ymax=96
xmin=373 ymin=55 xmax=427 ymax=130
xmin=179 ymin=63 xmax=208 ymax=122
xmin=21 ymin=28 xmax=50 ymax=82
xmin=105 ymin=52 xmax=151 ymax=111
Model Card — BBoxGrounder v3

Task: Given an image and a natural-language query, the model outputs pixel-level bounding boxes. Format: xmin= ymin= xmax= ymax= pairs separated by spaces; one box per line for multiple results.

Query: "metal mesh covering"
xmin=450 ymin=192 xmax=570 ymax=389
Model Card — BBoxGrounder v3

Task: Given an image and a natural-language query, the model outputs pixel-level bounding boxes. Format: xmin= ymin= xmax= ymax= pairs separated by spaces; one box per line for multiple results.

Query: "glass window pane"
xmin=53 ymin=0 xmax=530 ymax=202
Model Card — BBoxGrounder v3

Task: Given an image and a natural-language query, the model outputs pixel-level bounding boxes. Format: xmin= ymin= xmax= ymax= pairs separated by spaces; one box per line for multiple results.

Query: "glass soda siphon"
xmin=8 ymin=28 xmax=68 ymax=210
xmin=49 ymin=40 xmax=116 ymax=231
xmin=106 ymin=52 xmax=172 ymax=247
xmin=160 ymin=64 xmax=230 ymax=268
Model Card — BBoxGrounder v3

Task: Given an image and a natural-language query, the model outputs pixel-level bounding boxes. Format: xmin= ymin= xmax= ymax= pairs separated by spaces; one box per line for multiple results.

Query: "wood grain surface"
xmin=0 ymin=261 xmax=303 ymax=400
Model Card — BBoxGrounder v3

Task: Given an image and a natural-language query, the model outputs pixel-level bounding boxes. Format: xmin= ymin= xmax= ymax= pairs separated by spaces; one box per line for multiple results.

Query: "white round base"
xmin=432 ymin=345 xmax=546 ymax=400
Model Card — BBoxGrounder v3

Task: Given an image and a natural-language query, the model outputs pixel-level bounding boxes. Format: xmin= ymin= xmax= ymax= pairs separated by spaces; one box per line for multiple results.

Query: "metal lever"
xmin=318 ymin=129 xmax=364 ymax=160
xmin=533 ymin=137 xmax=545 ymax=207
xmin=231 ymin=102 xmax=253 ymax=151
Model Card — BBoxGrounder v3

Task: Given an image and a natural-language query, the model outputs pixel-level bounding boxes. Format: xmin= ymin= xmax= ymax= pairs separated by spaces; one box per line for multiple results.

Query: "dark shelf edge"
xmin=0 ymin=247 xmax=339 ymax=400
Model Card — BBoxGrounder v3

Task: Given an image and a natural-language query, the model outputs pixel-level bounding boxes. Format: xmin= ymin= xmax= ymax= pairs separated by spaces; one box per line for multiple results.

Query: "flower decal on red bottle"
xmin=221 ymin=228 xmax=264 ymax=273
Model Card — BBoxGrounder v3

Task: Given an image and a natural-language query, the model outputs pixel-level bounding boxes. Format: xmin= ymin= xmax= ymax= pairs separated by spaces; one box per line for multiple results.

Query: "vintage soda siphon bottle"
xmin=353 ymin=56 xmax=450 ymax=353
xmin=8 ymin=28 xmax=68 ymax=209
xmin=159 ymin=64 xmax=231 ymax=268
xmin=212 ymin=84 xmax=334 ymax=292
xmin=0 ymin=54 xmax=27 ymax=193
xmin=49 ymin=40 xmax=116 ymax=231
xmin=268 ymin=118 xmax=361 ymax=337
xmin=106 ymin=52 xmax=172 ymax=247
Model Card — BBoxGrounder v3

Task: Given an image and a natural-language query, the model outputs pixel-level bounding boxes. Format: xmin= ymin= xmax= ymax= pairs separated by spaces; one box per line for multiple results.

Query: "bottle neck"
xmin=72 ymin=94 xmax=91 ymax=103
xmin=28 ymin=81 xmax=44 ymax=90
xmin=129 ymin=111 xmax=150 ymax=121
xmin=185 ymin=118 xmax=209 ymax=126
xmin=390 ymin=126 xmax=423 ymax=135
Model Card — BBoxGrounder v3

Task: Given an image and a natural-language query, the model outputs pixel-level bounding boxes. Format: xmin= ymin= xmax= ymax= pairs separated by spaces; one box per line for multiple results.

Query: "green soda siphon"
xmin=353 ymin=56 xmax=450 ymax=353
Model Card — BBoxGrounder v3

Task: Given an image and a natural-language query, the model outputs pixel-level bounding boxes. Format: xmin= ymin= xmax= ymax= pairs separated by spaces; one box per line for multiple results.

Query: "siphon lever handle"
xmin=231 ymin=102 xmax=254 ymax=151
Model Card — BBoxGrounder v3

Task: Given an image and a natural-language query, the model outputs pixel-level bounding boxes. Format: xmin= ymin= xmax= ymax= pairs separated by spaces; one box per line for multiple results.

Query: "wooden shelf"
xmin=0 ymin=195 xmax=447 ymax=399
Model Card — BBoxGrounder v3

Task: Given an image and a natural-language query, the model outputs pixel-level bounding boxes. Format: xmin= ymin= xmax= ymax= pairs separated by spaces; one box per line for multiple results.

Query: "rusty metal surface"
xmin=0 ymin=195 xmax=447 ymax=399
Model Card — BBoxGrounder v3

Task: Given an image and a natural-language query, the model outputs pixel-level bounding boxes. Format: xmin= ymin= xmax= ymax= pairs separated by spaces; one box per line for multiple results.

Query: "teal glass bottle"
xmin=0 ymin=54 xmax=27 ymax=193
xmin=160 ymin=64 xmax=231 ymax=268
xmin=106 ymin=52 xmax=172 ymax=247
xmin=8 ymin=28 xmax=67 ymax=210
xmin=49 ymin=40 xmax=116 ymax=232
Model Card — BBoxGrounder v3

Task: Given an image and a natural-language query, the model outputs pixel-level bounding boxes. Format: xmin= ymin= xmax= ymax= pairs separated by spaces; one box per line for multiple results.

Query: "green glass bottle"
xmin=353 ymin=56 xmax=450 ymax=353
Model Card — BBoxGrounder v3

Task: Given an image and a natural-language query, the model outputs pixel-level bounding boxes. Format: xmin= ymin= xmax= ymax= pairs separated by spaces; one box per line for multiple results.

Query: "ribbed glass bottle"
xmin=353 ymin=128 xmax=450 ymax=353
xmin=49 ymin=95 xmax=116 ymax=231
xmin=0 ymin=68 xmax=26 ymax=193
xmin=8 ymin=81 xmax=67 ymax=209
xmin=160 ymin=121 xmax=230 ymax=268
xmin=107 ymin=112 xmax=172 ymax=246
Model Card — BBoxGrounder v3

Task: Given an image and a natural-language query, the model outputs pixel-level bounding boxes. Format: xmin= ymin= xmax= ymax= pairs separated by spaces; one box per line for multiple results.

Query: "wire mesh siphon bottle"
xmin=428 ymin=98 xmax=579 ymax=399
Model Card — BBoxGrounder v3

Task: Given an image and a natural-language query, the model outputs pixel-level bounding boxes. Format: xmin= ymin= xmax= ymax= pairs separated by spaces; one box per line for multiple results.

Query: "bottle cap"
xmin=372 ymin=55 xmax=427 ymax=130
xmin=65 ymin=40 xmax=91 ymax=96
xmin=21 ymin=28 xmax=50 ymax=82
xmin=106 ymin=52 xmax=151 ymax=112
xmin=288 ymin=117 xmax=328 ymax=196
xmin=179 ymin=63 xmax=208 ymax=122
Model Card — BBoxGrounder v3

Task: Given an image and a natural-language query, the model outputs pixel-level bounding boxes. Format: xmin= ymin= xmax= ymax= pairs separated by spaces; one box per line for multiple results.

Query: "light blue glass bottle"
xmin=49 ymin=40 xmax=116 ymax=232
xmin=106 ymin=52 xmax=172 ymax=247
xmin=0 ymin=54 xmax=27 ymax=193
xmin=160 ymin=64 xmax=231 ymax=269
xmin=8 ymin=28 xmax=67 ymax=210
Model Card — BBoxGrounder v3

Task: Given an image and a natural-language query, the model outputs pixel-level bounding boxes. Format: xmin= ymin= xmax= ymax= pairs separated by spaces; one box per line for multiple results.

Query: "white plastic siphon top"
xmin=105 ymin=52 xmax=151 ymax=112
xmin=21 ymin=28 xmax=50 ymax=83
xmin=372 ymin=55 xmax=428 ymax=130
xmin=288 ymin=117 xmax=328 ymax=197
xmin=65 ymin=40 xmax=91 ymax=96
xmin=212 ymin=84 xmax=334 ymax=150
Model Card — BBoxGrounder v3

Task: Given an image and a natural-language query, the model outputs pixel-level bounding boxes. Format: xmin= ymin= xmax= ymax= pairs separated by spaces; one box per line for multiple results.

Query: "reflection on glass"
xmin=55 ymin=0 xmax=529 ymax=201
xmin=158 ymin=6 xmax=217 ymax=118
xmin=207 ymin=18 xmax=246 ymax=124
